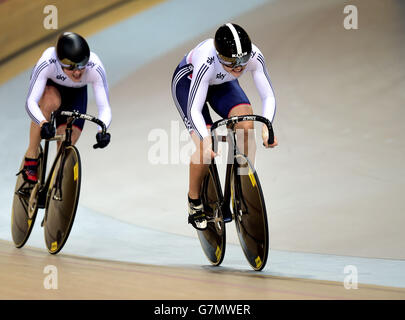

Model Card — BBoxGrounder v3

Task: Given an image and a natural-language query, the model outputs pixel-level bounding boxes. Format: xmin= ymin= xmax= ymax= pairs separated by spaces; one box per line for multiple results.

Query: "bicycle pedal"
xmin=188 ymin=212 xmax=208 ymax=231
xmin=188 ymin=212 xmax=206 ymax=223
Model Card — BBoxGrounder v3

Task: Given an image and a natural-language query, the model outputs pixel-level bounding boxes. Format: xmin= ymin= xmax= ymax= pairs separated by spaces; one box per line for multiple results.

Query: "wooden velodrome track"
xmin=1 ymin=0 xmax=405 ymax=300
xmin=1 ymin=240 xmax=405 ymax=300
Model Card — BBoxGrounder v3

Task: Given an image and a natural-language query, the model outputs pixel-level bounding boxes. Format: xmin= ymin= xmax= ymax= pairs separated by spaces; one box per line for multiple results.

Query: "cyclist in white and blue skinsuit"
xmin=22 ymin=32 xmax=112 ymax=184
xmin=171 ymin=23 xmax=278 ymax=230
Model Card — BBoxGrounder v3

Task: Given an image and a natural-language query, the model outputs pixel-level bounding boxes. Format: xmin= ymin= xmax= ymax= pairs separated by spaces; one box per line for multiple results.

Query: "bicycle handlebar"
xmin=59 ymin=110 xmax=107 ymax=134
xmin=48 ymin=110 xmax=108 ymax=149
xmin=210 ymin=115 xmax=274 ymax=146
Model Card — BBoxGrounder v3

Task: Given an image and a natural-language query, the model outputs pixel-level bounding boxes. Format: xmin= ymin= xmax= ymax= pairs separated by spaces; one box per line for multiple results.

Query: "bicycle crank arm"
xmin=47 ymin=134 xmax=65 ymax=142
xmin=206 ymin=215 xmax=223 ymax=224
xmin=52 ymin=194 xmax=62 ymax=201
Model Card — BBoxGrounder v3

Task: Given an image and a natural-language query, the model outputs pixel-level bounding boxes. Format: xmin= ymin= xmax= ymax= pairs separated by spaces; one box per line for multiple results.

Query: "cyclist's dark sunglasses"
xmin=59 ymin=57 xmax=88 ymax=71
xmin=60 ymin=63 xmax=87 ymax=71
xmin=217 ymin=52 xmax=251 ymax=68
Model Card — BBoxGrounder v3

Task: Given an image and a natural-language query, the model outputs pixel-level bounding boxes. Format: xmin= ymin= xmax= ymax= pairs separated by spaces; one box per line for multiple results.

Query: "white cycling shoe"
xmin=188 ymin=201 xmax=208 ymax=230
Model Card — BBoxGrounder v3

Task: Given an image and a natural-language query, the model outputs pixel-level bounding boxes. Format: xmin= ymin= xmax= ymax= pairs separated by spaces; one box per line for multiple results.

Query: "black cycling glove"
xmin=40 ymin=122 xmax=56 ymax=140
xmin=93 ymin=132 xmax=111 ymax=149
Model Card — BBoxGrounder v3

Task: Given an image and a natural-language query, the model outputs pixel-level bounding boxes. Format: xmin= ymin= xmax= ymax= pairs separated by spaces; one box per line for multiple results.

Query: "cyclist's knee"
xmin=235 ymin=121 xmax=254 ymax=139
xmin=190 ymin=134 xmax=213 ymax=165
xmin=71 ymin=127 xmax=82 ymax=145
xmin=39 ymin=86 xmax=61 ymax=115
xmin=191 ymin=143 xmax=210 ymax=165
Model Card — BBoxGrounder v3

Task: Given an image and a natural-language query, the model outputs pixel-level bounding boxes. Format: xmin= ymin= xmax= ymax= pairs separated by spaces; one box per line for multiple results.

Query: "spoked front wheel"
xmin=197 ymin=164 xmax=226 ymax=266
xmin=11 ymin=147 xmax=43 ymax=248
xmin=232 ymin=154 xmax=269 ymax=271
xmin=44 ymin=146 xmax=81 ymax=254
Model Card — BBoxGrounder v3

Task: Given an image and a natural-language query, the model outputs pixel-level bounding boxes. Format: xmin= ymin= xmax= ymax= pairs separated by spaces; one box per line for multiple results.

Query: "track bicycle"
xmin=193 ymin=115 xmax=274 ymax=271
xmin=11 ymin=110 xmax=107 ymax=254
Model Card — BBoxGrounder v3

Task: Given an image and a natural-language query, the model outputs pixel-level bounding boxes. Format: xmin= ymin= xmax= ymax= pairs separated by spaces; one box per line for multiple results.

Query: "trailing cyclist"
xmin=171 ymin=23 xmax=278 ymax=230
xmin=22 ymin=32 xmax=112 ymax=184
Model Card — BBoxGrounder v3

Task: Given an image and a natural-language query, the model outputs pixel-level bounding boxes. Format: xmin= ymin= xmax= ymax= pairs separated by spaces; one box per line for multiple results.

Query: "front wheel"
xmin=231 ymin=154 xmax=269 ymax=271
xmin=43 ymin=146 xmax=81 ymax=254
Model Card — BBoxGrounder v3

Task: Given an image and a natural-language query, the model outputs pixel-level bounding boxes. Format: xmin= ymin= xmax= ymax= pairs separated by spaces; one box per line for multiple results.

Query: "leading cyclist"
xmin=171 ymin=23 xmax=277 ymax=230
xmin=22 ymin=32 xmax=112 ymax=184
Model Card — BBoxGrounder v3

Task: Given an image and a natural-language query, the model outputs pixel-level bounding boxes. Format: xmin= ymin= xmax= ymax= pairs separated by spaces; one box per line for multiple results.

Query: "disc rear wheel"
xmin=197 ymin=164 xmax=226 ymax=266
xmin=11 ymin=147 xmax=43 ymax=248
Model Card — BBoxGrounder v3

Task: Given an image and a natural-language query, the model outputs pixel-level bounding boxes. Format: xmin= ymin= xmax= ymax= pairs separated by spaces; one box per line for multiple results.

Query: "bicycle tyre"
xmin=231 ymin=154 xmax=269 ymax=271
xmin=197 ymin=163 xmax=226 ymax=266
xmin=11 ymin=146 xmax=43 ymax=248
xmin=43 ymin=145 xmax=81 ymax=254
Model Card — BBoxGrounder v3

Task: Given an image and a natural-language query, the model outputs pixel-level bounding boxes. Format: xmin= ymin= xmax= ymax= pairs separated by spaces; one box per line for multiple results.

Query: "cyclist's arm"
xmin=90 ymin=61 xmax=112 ymax=131
xmin=188 ymin=63 xmax=211 ymax=140
xmin=251 ymin=52 xmax=276 ymax=123
xmin=25 ymin=59 xmax=51 ymax=126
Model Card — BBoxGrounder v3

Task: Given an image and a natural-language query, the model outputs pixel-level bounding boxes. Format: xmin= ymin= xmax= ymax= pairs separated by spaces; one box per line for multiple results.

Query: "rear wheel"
xmin=231 ymin=154 xmax=269 ymax=271
xmin=197 ymin=163 xmax=226 ymax=266
xmin=44 ymin=146 xmax=81 ymax=254
xmin=11 ymin=146 xmax=43 ymax=248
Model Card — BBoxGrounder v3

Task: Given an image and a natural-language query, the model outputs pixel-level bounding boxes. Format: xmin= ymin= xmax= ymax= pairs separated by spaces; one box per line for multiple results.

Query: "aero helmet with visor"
xmin=56 ymin=32 xmax=90 ymax=70
xmin=214 ymin=23 xmax=252 ymax=68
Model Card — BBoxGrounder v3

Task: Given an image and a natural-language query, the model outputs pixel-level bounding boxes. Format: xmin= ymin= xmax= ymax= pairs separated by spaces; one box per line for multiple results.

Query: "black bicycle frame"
xmin=209 ymin=115 xmax=274 ymax=223
xmin=36 ymin=110 xmax=107 ymax=208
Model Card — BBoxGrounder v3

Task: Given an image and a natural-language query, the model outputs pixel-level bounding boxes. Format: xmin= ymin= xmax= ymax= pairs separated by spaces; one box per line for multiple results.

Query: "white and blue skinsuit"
xmin=171 ymin=39 xmax=276 ymax=139
xmin=26 ymin=47 xmax=112 ymax=130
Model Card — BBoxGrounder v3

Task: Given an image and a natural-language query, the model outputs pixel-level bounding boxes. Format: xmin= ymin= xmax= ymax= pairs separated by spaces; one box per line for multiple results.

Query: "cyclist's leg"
xmin=207 ymin=79 xmax=255 ymax=162
xmin=55 ymin=84 xmax=88 ymax=148
xmin=188 ymin=127 xmax=213 ymax=200
xmin=171 ymin=58 xmax=213 ymax=208
xmin=25 ymin=85 xmax=61 ymax=159
xmin=228 ymin=104 xmax=256 ymax=163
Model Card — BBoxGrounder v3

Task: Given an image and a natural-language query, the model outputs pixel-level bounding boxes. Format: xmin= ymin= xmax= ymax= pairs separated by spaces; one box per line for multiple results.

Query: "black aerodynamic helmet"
xmin=56 ymin=32 xmax=90 ymax=70
xmin=214 ymin=23 xmax=252 ymax=68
